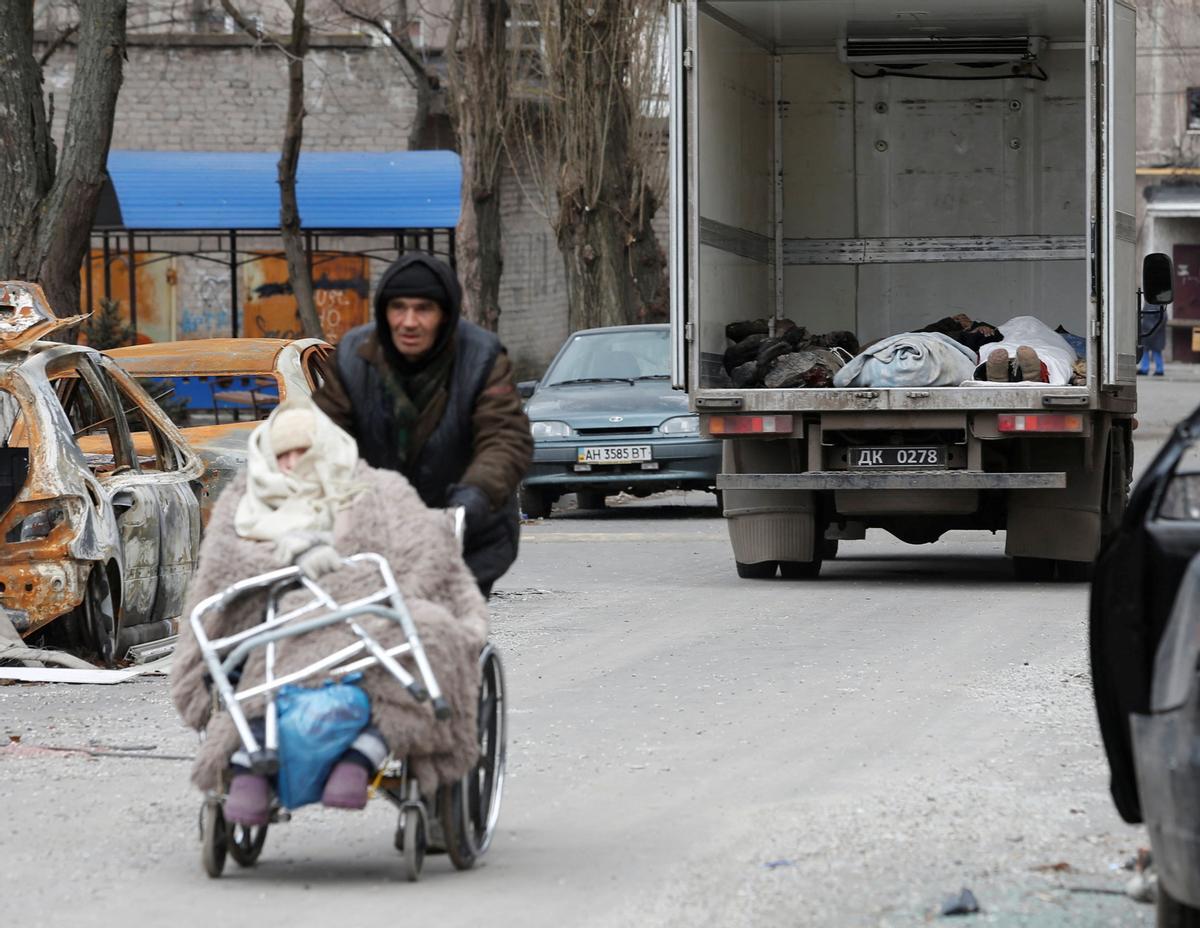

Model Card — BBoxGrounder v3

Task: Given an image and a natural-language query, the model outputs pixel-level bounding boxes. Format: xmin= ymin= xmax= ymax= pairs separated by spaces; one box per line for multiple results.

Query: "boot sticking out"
xmin=1015 ymin=345 xmax=1047 ymax=382
xmin=321 ymin=758 xmax=371 ymax=810
xmin=986 ymin=348 xmax=1010 ymax=382
xmin=225 ymin=772 xmax=271 ymax=826
xmin=321 ymin=727 xmax=389 ymax=810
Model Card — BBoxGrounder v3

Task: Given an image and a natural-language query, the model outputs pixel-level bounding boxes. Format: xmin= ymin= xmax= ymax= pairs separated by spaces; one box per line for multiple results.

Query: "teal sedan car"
xmin=519 ymin=324 xmax=721 ymax=519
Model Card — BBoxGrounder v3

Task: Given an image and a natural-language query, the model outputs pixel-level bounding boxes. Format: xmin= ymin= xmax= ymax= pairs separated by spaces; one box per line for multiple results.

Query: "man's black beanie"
xmin=376 ymin=260 xmax=451 ymax=310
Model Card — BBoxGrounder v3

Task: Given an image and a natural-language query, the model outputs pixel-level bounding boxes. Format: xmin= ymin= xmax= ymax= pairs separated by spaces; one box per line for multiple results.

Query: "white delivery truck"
xmin=668 ymin=0 xmax=1174 ymax=580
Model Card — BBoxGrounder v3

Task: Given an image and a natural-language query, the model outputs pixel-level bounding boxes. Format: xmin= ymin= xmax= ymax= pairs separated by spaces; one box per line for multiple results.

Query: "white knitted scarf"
xmin=233 ymin=399 xmax=367 ymax=543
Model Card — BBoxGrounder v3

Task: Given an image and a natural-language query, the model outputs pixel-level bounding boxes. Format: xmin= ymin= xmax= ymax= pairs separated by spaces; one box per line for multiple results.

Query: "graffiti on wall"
xmin=178 ymin=271 xmax=232 ymax=340
xmin=80 ymin=251 xmax=178 ymax=344
xmin=241 ymin=254 xmax=370 ymax=344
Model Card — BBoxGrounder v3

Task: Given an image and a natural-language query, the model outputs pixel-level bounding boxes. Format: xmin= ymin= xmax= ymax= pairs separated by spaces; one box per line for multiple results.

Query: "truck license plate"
xmin=577 ymin=445 xmax=653 ymax=465
xmin=849 ymin=446 xmax=945 ymax=468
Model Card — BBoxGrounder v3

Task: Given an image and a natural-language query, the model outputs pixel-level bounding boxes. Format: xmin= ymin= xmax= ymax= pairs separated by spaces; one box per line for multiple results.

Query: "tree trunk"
xmin=332 ymin=0 xmax=437 ymax=152
xmin=549 ymin=0 xmax=672 ymax=331
xmin=278 ymin=0 xmax=322 ymax=338
xmin=0 ymin=0 xmax=127 ymax=317
xmin=450 ymin=0 xmax=508 ymax=332
xmin=628 ymin=188 xmax=668 ymax=324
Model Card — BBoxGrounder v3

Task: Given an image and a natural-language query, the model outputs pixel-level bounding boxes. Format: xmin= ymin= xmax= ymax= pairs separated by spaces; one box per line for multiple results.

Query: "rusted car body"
xmin=105 ymin=338 xmax=333 ymax=519
xmin=0 ymin=282 xmax=205 ymax=661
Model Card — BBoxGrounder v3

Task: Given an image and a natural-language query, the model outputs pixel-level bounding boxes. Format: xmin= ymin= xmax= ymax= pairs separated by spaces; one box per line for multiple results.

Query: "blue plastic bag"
xmin=275 ymin=678 xmax=370 ymax=810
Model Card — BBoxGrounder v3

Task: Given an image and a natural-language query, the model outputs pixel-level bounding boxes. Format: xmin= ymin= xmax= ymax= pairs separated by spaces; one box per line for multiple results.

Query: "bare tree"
xmin=220 ymin=0 xmax=324 ymax=338
xmin=334 ymin=0 xmax=513 ymax=332
xmin=0 ymin=0 xmax=127 ymax=317
xmin=332 ymin=0 xmax=440 ymax=152
xmin=513 ymin=0 xmax=669 ymax=332
xmin=444 ymin=0 xmax=511 ymax=330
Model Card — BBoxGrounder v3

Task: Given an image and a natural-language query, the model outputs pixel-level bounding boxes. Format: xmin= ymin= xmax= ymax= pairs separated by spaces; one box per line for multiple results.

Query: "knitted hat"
xmin=269 ymin=407 xmax=316 ymax=456
xmin=376 ymin=259 xmax=451 ymax=310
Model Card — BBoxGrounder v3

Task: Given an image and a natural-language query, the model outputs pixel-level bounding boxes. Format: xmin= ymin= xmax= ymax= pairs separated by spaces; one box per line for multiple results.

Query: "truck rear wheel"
xmin=736 ymin=560 xmax=778 ymax=579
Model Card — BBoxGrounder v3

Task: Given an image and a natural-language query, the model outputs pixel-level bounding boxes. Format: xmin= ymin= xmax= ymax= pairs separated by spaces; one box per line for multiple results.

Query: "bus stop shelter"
xmin=89 ymin=149 xmax=461 ymax=341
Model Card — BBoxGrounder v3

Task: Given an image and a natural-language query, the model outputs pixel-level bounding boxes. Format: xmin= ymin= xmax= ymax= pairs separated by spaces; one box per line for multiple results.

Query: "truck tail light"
xmin=706 ymin=414 xmax=794 ymax=435
xmin=997 ymin=414 xmax=1084 ymax=433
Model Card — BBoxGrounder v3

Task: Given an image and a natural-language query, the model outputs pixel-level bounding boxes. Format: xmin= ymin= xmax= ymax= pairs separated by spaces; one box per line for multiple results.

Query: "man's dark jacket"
xmin=313 ymin=254 xmax=532 ymax=588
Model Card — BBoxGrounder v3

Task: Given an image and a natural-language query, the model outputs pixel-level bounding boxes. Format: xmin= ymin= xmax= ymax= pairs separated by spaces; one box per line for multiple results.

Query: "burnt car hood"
xmin=525 ymin=380 xmax=688 ymax=429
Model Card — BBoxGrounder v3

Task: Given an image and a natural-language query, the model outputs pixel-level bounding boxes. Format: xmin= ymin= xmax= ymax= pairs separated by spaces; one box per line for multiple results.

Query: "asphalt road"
xmin=4 ymin=377 xmax=1196 ymax=927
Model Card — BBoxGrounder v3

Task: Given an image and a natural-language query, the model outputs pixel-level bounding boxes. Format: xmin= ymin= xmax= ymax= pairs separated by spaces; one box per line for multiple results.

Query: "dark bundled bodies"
xmin=917 ymin=313 xmax=1003 ymax=353
xmin=722 ymin=318 xmax=860 ymax=389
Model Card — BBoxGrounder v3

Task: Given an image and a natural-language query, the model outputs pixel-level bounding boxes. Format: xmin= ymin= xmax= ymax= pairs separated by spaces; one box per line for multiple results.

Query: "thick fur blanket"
xmin=171 ymin=463 xmax=490 ymax=795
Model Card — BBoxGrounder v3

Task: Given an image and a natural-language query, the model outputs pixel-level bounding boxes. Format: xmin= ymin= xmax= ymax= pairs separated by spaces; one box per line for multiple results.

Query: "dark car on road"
xmin=1092 ymin=401 xmax=1200 ymax=925
xmin=519 ymin=324 xmax=720 ymax=519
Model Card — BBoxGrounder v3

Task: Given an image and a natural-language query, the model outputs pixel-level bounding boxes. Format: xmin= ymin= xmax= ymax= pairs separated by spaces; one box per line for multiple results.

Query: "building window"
xmin=1189 ymin=88 xmax=1200 ymax=132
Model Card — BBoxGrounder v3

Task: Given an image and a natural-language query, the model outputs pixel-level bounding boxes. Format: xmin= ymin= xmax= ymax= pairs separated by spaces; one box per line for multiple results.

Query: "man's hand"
xmin=446 ymin=483 xmax=491 ymax=536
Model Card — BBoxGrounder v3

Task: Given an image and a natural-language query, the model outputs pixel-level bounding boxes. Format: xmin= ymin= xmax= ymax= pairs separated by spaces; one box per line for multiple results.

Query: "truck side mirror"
xmin=517 ymin=380 xmax=538 ymax=399
xmin=1143 ymin=253 xmax=1174 ymax=305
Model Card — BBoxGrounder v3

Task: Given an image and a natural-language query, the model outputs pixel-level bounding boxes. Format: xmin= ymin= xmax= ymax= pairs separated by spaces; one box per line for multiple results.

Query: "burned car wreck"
xmin=105 ymin=337 xmax=332 ymax=522
xmin=0 ymin=282 xmax=204 ymax=663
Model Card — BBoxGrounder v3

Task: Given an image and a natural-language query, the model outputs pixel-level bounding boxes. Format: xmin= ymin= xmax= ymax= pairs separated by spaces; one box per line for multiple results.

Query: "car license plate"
xmin=577 ymin=445 xmax=653 ymax=465
xmin=848 ymin=446 xmax=945 ymax=468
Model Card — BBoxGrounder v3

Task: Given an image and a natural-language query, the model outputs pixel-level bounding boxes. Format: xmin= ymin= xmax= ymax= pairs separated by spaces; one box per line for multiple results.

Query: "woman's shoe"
xmin=225 ymin=773 xmax=271 ymax=826
xmin=321 ymin=760 xmax=370 ymax=809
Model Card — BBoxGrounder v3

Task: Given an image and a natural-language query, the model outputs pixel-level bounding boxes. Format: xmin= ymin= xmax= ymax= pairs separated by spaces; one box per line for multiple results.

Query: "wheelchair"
xmin=187 ymin=549 xmax=506 ymax=882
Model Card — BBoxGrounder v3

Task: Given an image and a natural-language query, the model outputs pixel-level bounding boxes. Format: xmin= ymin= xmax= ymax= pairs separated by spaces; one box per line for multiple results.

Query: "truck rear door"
xmin=1095 ymin=0 xmax=1138 ymax=387
xmin=669 ymin=0 xmax=690 ymax=390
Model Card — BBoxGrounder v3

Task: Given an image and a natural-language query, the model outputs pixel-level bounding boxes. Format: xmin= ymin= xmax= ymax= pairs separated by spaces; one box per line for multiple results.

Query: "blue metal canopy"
xmin=99 ymin=150 xmax=462 ymax=231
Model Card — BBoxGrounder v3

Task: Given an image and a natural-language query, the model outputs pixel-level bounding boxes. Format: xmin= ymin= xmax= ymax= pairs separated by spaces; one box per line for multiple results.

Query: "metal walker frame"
xmin=190 ymin=509 xmax=506 ymax=881
xmin=189 ymin=552 xmax=449 ymax=777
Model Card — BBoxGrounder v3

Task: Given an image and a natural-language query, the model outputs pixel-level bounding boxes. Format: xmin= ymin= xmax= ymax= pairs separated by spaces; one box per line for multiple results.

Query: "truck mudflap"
xmin=717 ymin=471 xmax=1066 ymax=490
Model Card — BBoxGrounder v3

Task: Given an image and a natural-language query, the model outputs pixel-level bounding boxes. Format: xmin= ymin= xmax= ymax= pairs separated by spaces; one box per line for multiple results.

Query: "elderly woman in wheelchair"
xmin=171 ymin=400 xmax=505 ymax=879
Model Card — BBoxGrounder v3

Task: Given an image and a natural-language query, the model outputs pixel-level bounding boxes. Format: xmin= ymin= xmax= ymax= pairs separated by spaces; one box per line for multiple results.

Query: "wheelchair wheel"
xmin=228 ymin=822 xmax=268 ymax=867
xmin=398 ymin=806 xmax=426 ymax=882
xmin=200 ymin=798 xmax=227 ymax=878
xmin=443 ymin=644 xmax=507 ymax=870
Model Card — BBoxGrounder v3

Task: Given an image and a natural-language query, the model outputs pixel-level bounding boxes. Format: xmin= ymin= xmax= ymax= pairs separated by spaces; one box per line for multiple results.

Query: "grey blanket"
xmin=170 ymin=463 xmax=490 ymax=795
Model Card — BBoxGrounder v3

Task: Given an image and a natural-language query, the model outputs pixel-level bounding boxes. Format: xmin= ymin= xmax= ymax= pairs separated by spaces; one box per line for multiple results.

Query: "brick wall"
xmin=43 ymin=36 xmax=420 ymax=152
xmin=38 ymin=27 xmax=670 ymax=376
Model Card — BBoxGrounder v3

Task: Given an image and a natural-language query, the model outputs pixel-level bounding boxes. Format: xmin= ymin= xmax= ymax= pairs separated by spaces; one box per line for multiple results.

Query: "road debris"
xmin=1124 ymin=848 xmax=1158 ymax=904
xmin=0 ymin=654 xmax=172 ymax=684
xmin=938 ymin=887 xmax=981 ymax=917
xmin=0 ymin=610 xmax=94 ymax=670
xmin=1031 ymin=861 xmax=1075 ymax=873
xmin=0 ymin=740 xmax=192 ymax=762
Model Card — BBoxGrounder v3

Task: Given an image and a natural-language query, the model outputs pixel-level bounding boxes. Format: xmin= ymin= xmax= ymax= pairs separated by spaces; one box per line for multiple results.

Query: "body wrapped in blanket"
xmin=171 ymin=400 xmax=489 ymax=826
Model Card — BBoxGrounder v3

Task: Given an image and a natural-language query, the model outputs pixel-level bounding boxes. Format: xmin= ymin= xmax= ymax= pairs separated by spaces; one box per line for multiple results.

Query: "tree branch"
xmin=217 ymin=0 xmax=299 ymax=58
xmin=38 ymin=22 xmax=79 ymax=66
xmin=332 ymin=0 xmax=435 ymax=87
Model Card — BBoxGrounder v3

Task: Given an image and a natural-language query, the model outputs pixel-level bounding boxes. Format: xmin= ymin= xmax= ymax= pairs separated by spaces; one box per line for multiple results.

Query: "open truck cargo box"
xmin=668 ymin=0 xmax=1144 ymax=576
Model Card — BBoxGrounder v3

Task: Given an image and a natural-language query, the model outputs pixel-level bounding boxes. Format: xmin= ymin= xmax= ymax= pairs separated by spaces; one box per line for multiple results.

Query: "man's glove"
xmin=274 ymin=530 xmax=341 ymax=579
xmin=446 ymin=484 xmax=491 ymax=536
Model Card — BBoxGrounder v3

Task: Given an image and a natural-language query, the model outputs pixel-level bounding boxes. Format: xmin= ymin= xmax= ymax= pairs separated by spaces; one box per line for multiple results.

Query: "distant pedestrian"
xmin=313 ymin=254 xmax=532 ymax=596
xmin=1139 ymin=300 xmax=1167 ymax=376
